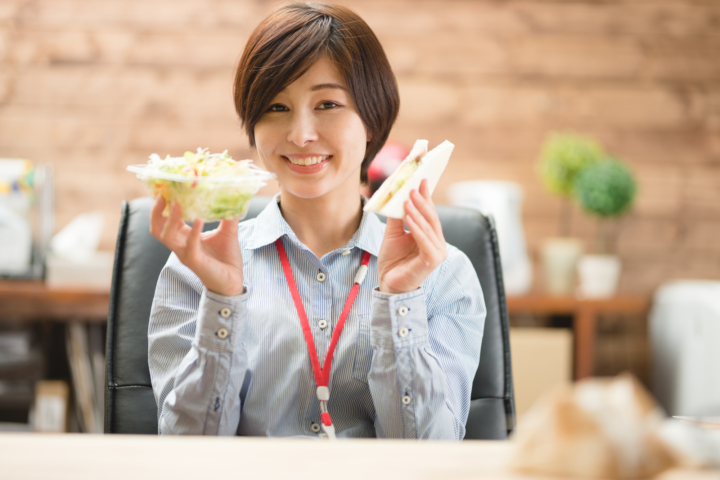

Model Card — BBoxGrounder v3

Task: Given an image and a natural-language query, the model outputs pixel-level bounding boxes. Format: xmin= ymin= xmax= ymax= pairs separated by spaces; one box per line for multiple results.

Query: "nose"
xmin=286 ymin=110 xmax=318 ymax=147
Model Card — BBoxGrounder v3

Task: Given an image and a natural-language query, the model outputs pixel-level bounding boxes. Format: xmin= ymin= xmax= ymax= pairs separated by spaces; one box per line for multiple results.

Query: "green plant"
xmin=574 ymin=158 xmax=636 ymax=217
xmin=573 ymin=158 xmax=637 ymax=253
xmin=538 ymin=132 xmax=605 ymax=236
xmin=539 ymin=132 xmax=605 ymax=198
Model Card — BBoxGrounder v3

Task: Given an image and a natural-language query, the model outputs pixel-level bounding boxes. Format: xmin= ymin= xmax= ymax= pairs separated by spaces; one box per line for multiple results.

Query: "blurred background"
xmin=0 ymin=0 xmax=718 ymax=433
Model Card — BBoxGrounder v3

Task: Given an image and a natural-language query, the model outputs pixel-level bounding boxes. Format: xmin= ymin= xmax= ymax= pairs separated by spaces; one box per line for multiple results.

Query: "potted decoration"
xmin=538 ymin=132 xmax=605 ymax=295
xmin=573 ymin=157 xmax=637 ymax=297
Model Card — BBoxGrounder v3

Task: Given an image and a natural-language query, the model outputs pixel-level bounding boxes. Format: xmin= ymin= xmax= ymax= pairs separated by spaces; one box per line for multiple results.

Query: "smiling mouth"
xmin=283 ymin=155 xmax=332 ymax=166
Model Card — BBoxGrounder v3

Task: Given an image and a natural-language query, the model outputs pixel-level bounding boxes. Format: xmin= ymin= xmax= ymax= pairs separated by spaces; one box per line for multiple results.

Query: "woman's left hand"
xmin=377 ymin=179 xmax=447 ymax=294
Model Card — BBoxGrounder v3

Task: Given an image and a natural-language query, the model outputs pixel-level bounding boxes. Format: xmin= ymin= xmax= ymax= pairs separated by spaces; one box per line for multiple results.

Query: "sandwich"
xmin=364 ymin=140 xmax=454 ymax=219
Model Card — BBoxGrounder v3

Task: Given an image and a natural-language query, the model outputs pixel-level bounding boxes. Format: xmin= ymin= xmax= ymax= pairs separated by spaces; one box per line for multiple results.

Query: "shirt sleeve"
xmin=367 ymin=247 xmax=486 ymax=440
xmin=147 ymin=253 xmax=250 ymax=435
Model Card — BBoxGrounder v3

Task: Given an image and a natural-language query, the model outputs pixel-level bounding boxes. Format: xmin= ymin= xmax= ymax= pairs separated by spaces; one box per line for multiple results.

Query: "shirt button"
xmin=310 ymin=422 xmax=321 ymax=433
xmin=398 ymin=306 xmax=409 ymax=316
xmin=402 ymin=395 xmax=412 ymax=405
xmin=318 ymin=319 xmax=328 ymax=330
xmin=316 ymin=272 xmax=326 ymax=282
xmin=220 ymin=307 xmax=232 ymax=318
xmin=342 ymin=249 xmax=351 ymax=256
xmin=398 ymin=327 xmax=409 ymax=338
xmin=216 ymin=328 xmax=229 ymax=339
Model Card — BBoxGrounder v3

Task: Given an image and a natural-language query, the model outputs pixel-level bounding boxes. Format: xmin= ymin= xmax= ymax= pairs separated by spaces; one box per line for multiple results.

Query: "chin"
xmin=281 ymin=181 xmax=333 ymax=200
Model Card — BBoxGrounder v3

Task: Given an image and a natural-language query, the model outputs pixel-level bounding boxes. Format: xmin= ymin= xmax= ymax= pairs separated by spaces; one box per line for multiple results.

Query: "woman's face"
xmin=254 ymin=56 xmax=369 ymax=200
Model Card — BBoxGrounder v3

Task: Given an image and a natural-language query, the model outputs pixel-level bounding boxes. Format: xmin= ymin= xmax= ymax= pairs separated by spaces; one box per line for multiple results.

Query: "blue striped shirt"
xmin=148 ymin=195 xmax=486 ymax=439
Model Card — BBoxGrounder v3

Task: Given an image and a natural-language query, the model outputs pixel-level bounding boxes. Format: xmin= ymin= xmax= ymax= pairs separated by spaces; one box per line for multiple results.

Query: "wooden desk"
xmin=0 ymin=280 xmax=109 ymax=323
xmin=0 ymin=282 xmax=650 ymax=378
xmin=0 ymin=434 xmax=711 ymax=480
xmin=0 ymin=282 xmax=649 ymax=379
xmin=507 ymin=294 xmax=651 ymax=380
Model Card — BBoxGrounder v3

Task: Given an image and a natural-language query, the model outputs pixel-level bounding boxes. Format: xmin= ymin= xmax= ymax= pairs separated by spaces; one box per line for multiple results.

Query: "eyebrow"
xmin=311 ymin=83 xmax=347 ymax=92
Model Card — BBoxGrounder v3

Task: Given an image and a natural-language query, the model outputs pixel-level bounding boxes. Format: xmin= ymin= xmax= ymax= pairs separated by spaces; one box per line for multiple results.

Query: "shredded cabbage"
xmin=376 ymin=157 xmax=421 ymax=210
xmin=133 ymin=148 xmax=272 ymax=221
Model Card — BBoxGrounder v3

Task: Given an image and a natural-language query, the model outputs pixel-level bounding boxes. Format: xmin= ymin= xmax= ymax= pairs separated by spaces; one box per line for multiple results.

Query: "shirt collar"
xmin=245 ymin=193 xmax=383 ymax=257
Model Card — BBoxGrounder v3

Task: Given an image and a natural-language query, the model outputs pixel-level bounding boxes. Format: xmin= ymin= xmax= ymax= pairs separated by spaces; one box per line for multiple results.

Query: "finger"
xmin=406 ymin=197 xmax=443 ymax=250
xmin=150 ymin=196 xmax=167 ymax=238
xmin=419 ymin=179 xmax=433 ymax=204
xmin=405 ymin=214 xmax=443 ymax=267
xmin=218 ymin=217 xmax=239 ymax=238
xmin=184 ymin=218 xmax=204 ymax=264
xmin=411 ymin=188 xmax=445 ymax=242
xmin=161 ymin=202 xmax=191 ymax=249
xmin=384 ymin=217 xmax=406 ymax=236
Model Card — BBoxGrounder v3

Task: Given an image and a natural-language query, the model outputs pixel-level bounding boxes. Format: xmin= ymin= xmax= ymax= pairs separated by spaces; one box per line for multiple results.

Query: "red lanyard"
xmin=275 ymin=238 xmax=371 ymax=439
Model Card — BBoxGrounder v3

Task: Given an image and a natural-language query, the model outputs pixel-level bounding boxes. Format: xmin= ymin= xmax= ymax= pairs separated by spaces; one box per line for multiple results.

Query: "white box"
xmin=651 ymin=281 xmax=720 ymax=416
xmin=34 ymin=380 xmax=69 ymax=433
xmin=45 ymin=251 xmax=113 ymax=291
xmin=510 ymin=327 xmax=573 ymax=416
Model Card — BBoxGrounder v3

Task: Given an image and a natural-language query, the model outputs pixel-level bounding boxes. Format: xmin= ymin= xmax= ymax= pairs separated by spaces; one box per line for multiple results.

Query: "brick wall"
xmin=1 ymin=0 xmax=718 ymax=293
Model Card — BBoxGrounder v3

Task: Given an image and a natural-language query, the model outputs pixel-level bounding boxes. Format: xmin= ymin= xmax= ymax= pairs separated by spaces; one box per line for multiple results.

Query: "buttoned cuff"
xmin=195 ymin=285 xmax=249 ymax=353
xmin=370 ymin=287 xmax=429 ymax=349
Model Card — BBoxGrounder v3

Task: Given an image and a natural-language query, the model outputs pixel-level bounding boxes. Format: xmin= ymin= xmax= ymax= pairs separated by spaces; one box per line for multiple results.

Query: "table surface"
xmin=0 ymin=281 xmax=649 ymax=323
xmin=0 ymin=280 xmax=110 ymax=322
xmin=0 ymin=434 xmax=714 ymax=480
xmin=506 ymin=294 xmax=651 ymax=314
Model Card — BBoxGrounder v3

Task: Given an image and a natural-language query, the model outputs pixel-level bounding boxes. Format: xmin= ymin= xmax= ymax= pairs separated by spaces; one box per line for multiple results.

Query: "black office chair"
xmin=105 ymin=196 xmax=515 ymax=439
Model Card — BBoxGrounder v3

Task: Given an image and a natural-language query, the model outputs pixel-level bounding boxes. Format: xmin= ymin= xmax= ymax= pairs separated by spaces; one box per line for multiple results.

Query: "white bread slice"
xmin=364 ymin=140 xmax=454 ymax=219
xmin=364 ymin=139 xmax=427 ymax=216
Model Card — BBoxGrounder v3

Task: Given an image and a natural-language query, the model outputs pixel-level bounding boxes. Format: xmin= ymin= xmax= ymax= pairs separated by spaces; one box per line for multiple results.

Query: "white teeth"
xmin=286 ymin=155 xmax=329 ymax=166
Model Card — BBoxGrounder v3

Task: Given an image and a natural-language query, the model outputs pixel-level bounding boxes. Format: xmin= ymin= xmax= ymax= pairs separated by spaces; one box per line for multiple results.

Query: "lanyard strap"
xmin=275 ymin=238 xmax=371 ymax=388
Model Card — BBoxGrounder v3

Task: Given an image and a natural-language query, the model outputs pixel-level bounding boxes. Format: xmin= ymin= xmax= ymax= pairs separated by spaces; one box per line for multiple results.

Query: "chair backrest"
xmin=105 ymin=196 xmax=515 ymax=438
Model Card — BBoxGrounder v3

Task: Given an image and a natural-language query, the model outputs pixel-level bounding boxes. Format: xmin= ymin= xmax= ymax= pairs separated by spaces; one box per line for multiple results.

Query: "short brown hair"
xmin=233 ymin=2 xmax=400 ymax=184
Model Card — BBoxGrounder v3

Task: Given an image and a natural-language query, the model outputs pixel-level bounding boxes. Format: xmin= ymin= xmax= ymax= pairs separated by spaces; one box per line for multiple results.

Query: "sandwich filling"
xmin=375 ymin=154 xmax=423 ymax=211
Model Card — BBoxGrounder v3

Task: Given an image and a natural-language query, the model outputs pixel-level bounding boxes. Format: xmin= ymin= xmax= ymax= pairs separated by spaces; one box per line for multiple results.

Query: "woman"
xmin=148 ymin=2 xmax=485 ymax=439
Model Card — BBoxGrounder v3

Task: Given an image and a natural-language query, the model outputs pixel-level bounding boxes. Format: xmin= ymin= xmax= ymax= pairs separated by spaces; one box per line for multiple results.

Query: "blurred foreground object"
xmin=46 ymin=212 xmax=112 ymax=291
xmin=512 ymin=374 xmax=682 ymax=478
xmin=650 ymin=281 xmax=720 ymax=418
xmin=0 ymin=160 xmax=53 ymax=279
xmin=447 ymin=181 xmax=532 ymax=295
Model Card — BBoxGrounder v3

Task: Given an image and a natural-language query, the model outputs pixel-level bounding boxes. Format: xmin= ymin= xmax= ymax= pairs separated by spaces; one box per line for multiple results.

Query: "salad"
xmin=127 ymin=148 xmax=275 ymax=221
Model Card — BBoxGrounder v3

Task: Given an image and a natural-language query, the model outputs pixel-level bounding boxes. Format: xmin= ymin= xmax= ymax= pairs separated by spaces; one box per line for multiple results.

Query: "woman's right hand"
xmin=150 ymin=196 xmax=245 ymax=297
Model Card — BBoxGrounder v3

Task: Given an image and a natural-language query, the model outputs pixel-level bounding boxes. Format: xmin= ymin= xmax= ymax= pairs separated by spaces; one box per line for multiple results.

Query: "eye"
xmin=267 ymin=103 xmax=288 ymax=112
xmin=317 ymin=101 xmax=341 ymax=110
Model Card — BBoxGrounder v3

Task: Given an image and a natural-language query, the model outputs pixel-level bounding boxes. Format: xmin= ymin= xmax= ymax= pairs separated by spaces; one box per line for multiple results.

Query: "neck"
xmin=279 ymin=186 xmax=363 ymax=259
